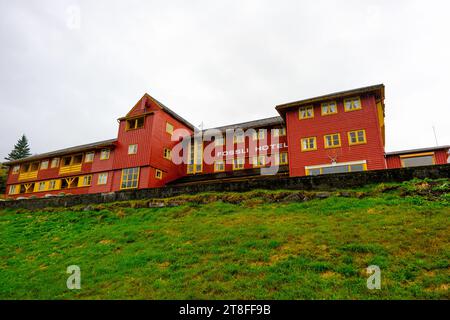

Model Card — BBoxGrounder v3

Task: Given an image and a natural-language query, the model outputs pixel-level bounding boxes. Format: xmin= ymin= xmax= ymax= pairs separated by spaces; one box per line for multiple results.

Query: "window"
xmin=51 ymin=158 xmax=60 ymax=168
xmin=120 ymin=167 xmax=139 ymax=189
xmin=273 ymin=127 xmax=286 ymax=137
xmin=252 ymin=155 xmax=266 ymax=167
xmin=344 ymin=97 xmax=362 ymax=111
xmin=214 ymin=135 xmax=224 ymax=146
xmin=21 ymin=162 xmax=39 ymax=173
xmin=301 ymin=137 xmax=317 ymax=151
xmin=400 ymin=153 xmax=435 ymax=168
xmin=31 ymin=162 xmax=40 ymax=171
xmin=61 ymin=154 xmax=83 ymax=166
xmin=324 ymin=133 xmax=341 ymax=148
xmin=233 ymin=133 xmax=245 ymax=144
xmin=9 ymin=185 xmax=19 ymax=195
xmin=155 ymin=169 xmax=163 ymax=180
xmin=37 ymin=181 xmax=47 ymax=192
xmin=166 ymin=122 xmax=174 ymax=135
xmin=306 ymin=161 xmax=367 ymax=176
xmin=163 ymin=148 xmax=172 ymax=160
xmin=275 ymin=152 xmax=288 ymax=165
xmin=252 ymin=130 xmax=266 ymax=140
xmin=299 ymin=106 xmax=314 ymax=119
xmin=40 ymin=161 xmax=49 ymax=170
xmin=12 ymin=165 xmax=20 ymax=174
xmin=100 ymin=149 xmax=110 ymax=160
xmin=214 ymin=160 xmax=225 ymax=172
xmin=186 ymin=139 xmax=203 ymax=174
xmin=126 ymin=116 xmax=145 ymax=130
xmin=348 ymin=130 xmax=367 ymax=145
xmin=97 ymin=173 xmax=108 ymax=185
xmin=48 ymin=180 xmax=60 ymax=190
xmin=62 ymin=156 xmax=72 ymax=166
xmin=233 ymin=158 xmax=245 ymax=170
xmin=128 ymin=144 xmax=138 ymax=155
xmin=85 ymin=152 xmax=95 ymax=163
xmin=73 ymin=155 xmax=83 ymax=165
xmin=79 ymin=175 xmax=92 ymax=187
xmin=321 ymin=101 xmax=337 ymax=115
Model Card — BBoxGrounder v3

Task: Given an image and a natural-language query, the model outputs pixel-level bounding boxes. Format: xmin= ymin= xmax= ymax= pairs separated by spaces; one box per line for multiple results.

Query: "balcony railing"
xmin=59 ymin=164 xmax=82 ymax=175
xmin=18 ymin=171 xmax=38 ymax=181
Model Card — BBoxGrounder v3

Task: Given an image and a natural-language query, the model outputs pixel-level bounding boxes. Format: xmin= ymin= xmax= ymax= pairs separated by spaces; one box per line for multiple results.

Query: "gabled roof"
xmin=276 ymin=84 xmax=385 ymax=118
xmin=3 ymin=138 xmax=117 ymax=166
xmin=386 ymin=145 xmax=450 ymax=156
xmin=119 ymin=93 xmax=196 ymax=131
xmin=203 ymin=116 xmax=284 ymax=133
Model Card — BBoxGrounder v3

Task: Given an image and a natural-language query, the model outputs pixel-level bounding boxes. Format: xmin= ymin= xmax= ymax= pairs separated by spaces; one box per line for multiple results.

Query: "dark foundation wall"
xmin=0 ymin=164 xmax=449 ymax=210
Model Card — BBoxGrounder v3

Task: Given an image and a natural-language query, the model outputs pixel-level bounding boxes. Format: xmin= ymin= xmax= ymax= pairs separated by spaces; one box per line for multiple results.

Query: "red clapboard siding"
xmin=285 ymin=94 xmax=386 ymax=177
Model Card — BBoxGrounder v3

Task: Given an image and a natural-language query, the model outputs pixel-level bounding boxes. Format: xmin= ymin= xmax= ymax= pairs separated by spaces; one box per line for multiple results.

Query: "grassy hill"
xmin=0 ymin=179 xmax=449 ymax=299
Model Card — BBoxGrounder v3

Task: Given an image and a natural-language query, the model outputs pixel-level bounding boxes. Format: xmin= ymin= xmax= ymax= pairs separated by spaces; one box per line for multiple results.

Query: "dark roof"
xmin=148 ymin=95 xmax=197 ymax=131
xmin=203 ymin=116 xmax=284 ymax=133
xmin=117 ymin=94 xmax=197 ymax=131
xmin=3 ymin=138 xmax=117 ymax=166
xmin=276 ymin=84 xmax=385 ymax=117
xmin=386 ymin=145 xmax=450 ymax=156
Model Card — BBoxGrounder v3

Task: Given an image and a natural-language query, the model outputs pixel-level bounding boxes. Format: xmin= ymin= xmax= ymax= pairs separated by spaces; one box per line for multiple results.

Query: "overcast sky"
xmin=1 ymin=0 xmax=449 ymax=160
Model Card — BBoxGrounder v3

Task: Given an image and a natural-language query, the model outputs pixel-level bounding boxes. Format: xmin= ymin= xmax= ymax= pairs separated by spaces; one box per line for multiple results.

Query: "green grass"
xmin=0 ymin=179 xmax=449 ymax=299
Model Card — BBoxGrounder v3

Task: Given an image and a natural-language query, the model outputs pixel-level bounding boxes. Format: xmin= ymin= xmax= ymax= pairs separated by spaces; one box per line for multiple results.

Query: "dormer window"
xmin=126 ymin=117 xmax=145 ymax=130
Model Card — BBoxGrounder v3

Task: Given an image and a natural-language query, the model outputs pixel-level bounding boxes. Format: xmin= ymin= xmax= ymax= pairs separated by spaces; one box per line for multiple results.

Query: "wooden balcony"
xmin=59 ymin=164 xmax=82 ymax=175
xmin=18 ymin=171 xmax=38 ymax=181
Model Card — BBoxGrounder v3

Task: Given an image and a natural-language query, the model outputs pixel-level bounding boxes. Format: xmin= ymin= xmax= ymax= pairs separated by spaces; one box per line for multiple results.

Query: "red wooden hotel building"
xmin=4 ymin=84 xmax=449 ymax=199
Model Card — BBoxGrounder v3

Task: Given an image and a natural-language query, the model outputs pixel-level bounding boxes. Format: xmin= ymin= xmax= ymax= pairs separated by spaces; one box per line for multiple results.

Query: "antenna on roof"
xmin=432 ymin=125 xmax=438 ymax=146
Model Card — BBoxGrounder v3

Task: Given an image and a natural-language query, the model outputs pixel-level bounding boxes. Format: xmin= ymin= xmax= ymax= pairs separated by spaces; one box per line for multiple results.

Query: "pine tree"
xmin=5 ymin=134 xmax=31 ymax=161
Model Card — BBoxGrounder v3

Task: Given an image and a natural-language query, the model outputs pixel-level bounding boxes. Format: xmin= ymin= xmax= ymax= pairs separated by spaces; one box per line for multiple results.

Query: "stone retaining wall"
xmin=1 ymin=164 xmax=448 ymax=210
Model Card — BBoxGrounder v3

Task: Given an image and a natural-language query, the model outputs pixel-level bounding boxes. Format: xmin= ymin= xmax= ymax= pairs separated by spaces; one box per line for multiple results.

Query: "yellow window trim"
xmin=399 ymin=152 xmax=434 ymax=158
xmin=321 ymin=101 xmax=338 ymax=116
xmin=78 ymin=175 xmax=92 ymax=187
xmin=163 ymin=148 xmax=172 ymax=160
xmin=48 ymin=179 xmax=61 ymax=191
xmin=305 ymin=161 xmax=368 ymax=175
xmin=344 ymin=97 xmax=362 ymax=112
xmin=399 ymin=152 xmax=436 ymax=167
xmin=214 ymin=160 xmax=225 ymax=172
xmin=155 ymin=169 xmax=163 ymax=180
xmin=232 ymin=158 xmax=245 ymax=170
xmin=9 ymin=184 xmax=20 ymax=195
xmin=125 ymin=116 xmax=145 ymax=131
xmin=348 ymin=130 xmax=367 ymax=146
xmin=277 ymin=152 xmax=288 ymax=165
xmin=252 ymin=155 xmax=266 ymax=168
xmin=273 ymin=127 xmax=286 ymax=137
xmin=186 ymin=140 xmax=203 ymax=174
xmin=120 ymin=167 xmax=140 ymax=190
xmin=301 ymin=137 xmax=317 ymax=152
xmin=324 ymin=133 xmax=342 ymax=149
xmin=299 ymin=105 xmax=314 ymax=120
xmin=166 ymin=122 xmax=174 ymax=135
